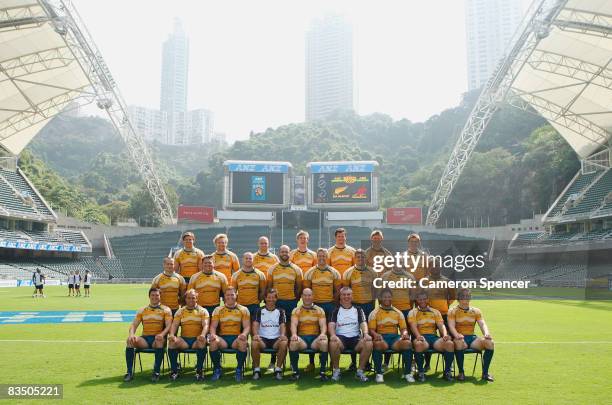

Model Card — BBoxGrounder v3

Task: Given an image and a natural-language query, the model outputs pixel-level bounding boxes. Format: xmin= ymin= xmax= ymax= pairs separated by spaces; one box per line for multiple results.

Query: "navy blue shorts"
xmin=357 ymin=302 xmax=374 ymax=319
xmin=261 ymin=337 xmax=279 ymax=349
xmin=182 ymin=337 xmax=198 ymax=348
xmin=463 ymin=334 xmax=478 ymax=348
xmin=338 ymin=335 xmax=360 ymax=350
xmin=142 ymin=335 xmax=156 ymax=348
xmin=315 ymin=302 xmax=335 ymax=320
xmin=277 ymin=299 xmax=298 ymax=316
xmin=245 ymin=303 xmax=261 ymax=319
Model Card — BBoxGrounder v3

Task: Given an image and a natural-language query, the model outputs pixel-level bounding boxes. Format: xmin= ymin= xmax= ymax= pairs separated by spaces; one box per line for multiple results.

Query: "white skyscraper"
xmin=161 ymin=18 xmax=189 ymax=143
xmin=465 ymin=0 xmax=523 ymax=90
xmin=305 ymin=15 xmax=354 ymax=122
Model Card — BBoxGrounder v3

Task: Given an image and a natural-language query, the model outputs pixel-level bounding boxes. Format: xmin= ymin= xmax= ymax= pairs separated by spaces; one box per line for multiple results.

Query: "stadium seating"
xmin=565 ymin=170 xmax=612 ymax=216
xmin=111 ymin=231 xmax=181 ymax=278
xmin=0 ymin=168 xmax=54 ymax=218
xmin=548 ymin=171 xmax=598 ymax=217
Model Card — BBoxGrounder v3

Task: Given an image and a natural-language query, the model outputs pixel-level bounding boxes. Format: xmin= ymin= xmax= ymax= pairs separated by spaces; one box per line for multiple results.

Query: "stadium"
xmin=0 ymin=0 xmax=610 ymax=403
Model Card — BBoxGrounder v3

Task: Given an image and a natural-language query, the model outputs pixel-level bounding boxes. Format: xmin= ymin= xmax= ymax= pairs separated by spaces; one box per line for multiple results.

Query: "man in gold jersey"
xmin=253 ymin=236 xmax=279 ymax=272
xmin=303 ymin=248 xmax=342 ymax=318
xmin=448 ymin=288 xmax=495 ymax=382
xmin=288 ymin=288 xmax=329 ymax=381
xmin=151 ymin=257 xmax=186 ymax=316
xmin=187 ymin=255 xmax=228 ymax=315
xmin=231 ymin=252 xmax=267 ymax=319
xmin=369 ymin=288 xmax=414 ymax=383
xmin=209 ymin=287 xmax=251 ymax=382
xmin=327 ymin=228 xmax=356 ymax=277
xmin=343 ymin=249 xmax=377 ymax=318
xmin=423 ymin=259 xmax=456 ymax=371
xmin=168 ymin=289 xmax=209 ymax=381
xmin=405 ymin=233 xmax=428 ymax=281
xmin=408 ymin=290 xmax=455 ymax=382
xmin=212 ymin=233 xmax=240 ymax=281
xmin=267 ymin=245 xmax=303 ymax=317
xmin=290 ymin=230 xmax=317 ymax=273
xmin=364 ymin=230 xmax=393 ymax=274
xmin=124 ymin=288 xmax=172 ymax=382
xmin=173 ymin=231 xmax=205 ymax=283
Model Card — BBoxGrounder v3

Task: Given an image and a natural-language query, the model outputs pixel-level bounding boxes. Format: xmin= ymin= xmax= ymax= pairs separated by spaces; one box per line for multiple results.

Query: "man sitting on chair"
xmin=369 ymin=288 xmax=414 ymax=383
xmin=124 ymin=287 xmax=172 ymax=382
xmin=448 ymin=288 xmax=495 ymax=382
xmin=328 ymin=287 xmax=372 ymax=383
xmin=208 ymin=287 xmax=251 ymax=382
xmin=288 ymin=288 xmax=329 ymax=381
xmin=168 ymin=289 xmax=209 ymax=382
xmin=408 ymin=290 xmax=455 ymax=382
xmin=251 ymin=288 xmax=288 ymax=381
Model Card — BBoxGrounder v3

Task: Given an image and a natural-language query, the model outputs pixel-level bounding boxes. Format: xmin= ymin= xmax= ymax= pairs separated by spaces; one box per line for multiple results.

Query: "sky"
xmin=73 ymin=0 xmax=486 ymax=142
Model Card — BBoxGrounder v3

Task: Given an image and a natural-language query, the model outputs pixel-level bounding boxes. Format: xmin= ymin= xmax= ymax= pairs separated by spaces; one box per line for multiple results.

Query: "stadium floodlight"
xmin=427 ymin=0 xmax=612 ymax=226
xmin=0 ymin=0 xmax=174 ymax=224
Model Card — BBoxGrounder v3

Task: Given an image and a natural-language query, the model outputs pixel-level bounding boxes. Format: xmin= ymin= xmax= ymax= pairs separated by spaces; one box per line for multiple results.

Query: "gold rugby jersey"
xmin=187 ymin=270 xmax=228 ymax=307
xmin=448 ymin=306 xmax=482 ymax=336
xmin=211 ymin=304 xmax=250 ymax=336
xmin=303 ymin=265 xmax=342 ymax=303
xmin=212 ymin=250 xmax=240 ymax=281
xmin=407 ymin=306 xmax=443 ymax=335
xmin=174 ymin=247 xmax=205 ymax=278
xmin=267 ymin=262 xmax=303 ymax=300
xmin=231 ymin=268 xmax=267 ymax=306
xmin=174 ymin=305 xmax=209 ymax=337
xmin=381 ymin=270 xmax=415 ymax=311
xmin=291 ymin=305 xmax=326 ymax=336
xmin=289 ymin=248 xmax=317 ymax=273
xmin=135 ymin=305 xmax=172 ymax=336
xmin=326 ymin=245 xmax=356 ymax=276
xmin=342 ymin=266 xmax=377 ymax=304
xmin=368 ymin=306 xmax=407 ymax=334
xmin=151 ymin=272 xmax=186 ymax=310
xmin=253 ymin=251 xmax=279 ymax=273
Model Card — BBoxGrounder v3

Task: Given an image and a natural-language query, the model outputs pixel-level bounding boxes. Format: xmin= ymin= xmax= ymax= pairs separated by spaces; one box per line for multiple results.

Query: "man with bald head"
xmin=267 ymin=245 xmax=303 ymax=318
xmin=253 ymin=236 xmax=279 ymax=273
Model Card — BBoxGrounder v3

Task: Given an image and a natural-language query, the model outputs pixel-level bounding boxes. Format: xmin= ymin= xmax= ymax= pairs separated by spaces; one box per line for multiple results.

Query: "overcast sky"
xmin=73 ymin=0 xmax=522 ymax=141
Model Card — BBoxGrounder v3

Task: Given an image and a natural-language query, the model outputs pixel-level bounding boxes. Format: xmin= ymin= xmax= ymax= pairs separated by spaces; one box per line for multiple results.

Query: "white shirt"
xmin=33 ymin=273 xmax=43 ymax=285
xmin=68 ymin=275 xmax=75 ymax=284
xmin=84 ymin=273 xmax=92 ymax=285
xmin=254 ymin=307 xmax=286 ymax=339
xmin=331 ymin=305 xmax=366 ymax=338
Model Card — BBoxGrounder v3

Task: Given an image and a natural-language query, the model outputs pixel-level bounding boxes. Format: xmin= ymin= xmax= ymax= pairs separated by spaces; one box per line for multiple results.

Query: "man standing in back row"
xmin=253 ymin=236 xmax=279 ymax=273
xmin=212 ymin=233 xmax=240 ymax=281
xmin=174 ymin=231 xmax=205 ymax=284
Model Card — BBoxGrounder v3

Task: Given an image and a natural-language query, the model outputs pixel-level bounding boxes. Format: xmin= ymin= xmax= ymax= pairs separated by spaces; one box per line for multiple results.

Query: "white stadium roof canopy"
xmin=0 ymin=0 xmax=94 ymax=155
xmin=510 ymin=0 xmax=612 ymax=159
xmin=0 ymin=0 xmax=174 ymax=222
xmin=428 ymin=0 xmax=612 ymax=225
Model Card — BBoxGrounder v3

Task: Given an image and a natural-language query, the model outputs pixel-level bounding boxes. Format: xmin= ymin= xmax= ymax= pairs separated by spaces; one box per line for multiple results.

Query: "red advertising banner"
xmin=177 ymin=205 xmax=215 ymax=223
xmin=386 ymin=207 xmax=422 ymax=225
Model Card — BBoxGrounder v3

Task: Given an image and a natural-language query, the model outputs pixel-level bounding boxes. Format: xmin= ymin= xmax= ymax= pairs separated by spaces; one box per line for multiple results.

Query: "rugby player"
xmin=231 ymin=252 xmax=267 ymax=319
xmin=327 ymin=228 xmax=356 ymax=277
xmin=151 ymin=257 xmax=187 ymax=316
xmin=173 ymin=231 xmax=205 ymax=284
xmin=423 ymin=259 xmax=456 ymax=371
xmin=364 ymin=230 xmax=393 ymax=273
xmin=289 ymin=230 xmax=318 ymax=372
xmin=187 ymin=255 xmax=228 ymax=315
xmin=288 ymin=288 xmax=329 ymax=381
xmin=168 ymin=289 xmax=209 ymax=381
xmin=124 ymin=287 xmax=172 ymax=382
xmin=267 ymin=245 xmax=303 ymax=318
xmin=253 ymin=236 xmax=279 ymax=273
xmin=289 ymin=230 xmax=317 ymax=273
xmin=303 ymin=248 xmax=342 ymax=318
xmin=368 ymin=288 xmax=414 ymax=383
xmin=343 ymin=249 xmax=377 ymax=318
xmin=328 ymin=287 xmax=372 ymax=382
xmin=212 ymin=233 xmax=240 ymax=281
xmin=380 ymin=265 xmax=415 ymax=371
xmin=67 ymin=271 xmax=74 ymax=296
xmin=408 ymin=290 xmax=455 ymax=382
xmin=74 ymin=271 xmax=81 ymax=297
xmin=32 ymin=269 xmax=45 ymax=298
xmin=405 ymin=233 xmax=428 ymax=281
xmin=251 ymin=288 xmax=288 ymax=380
xmin=448 ymin=288 xmax=495 ymax=382
xmin=209 ymin=287 xmax=251 ymax=382
xmin=83 ymin=270 xmax=92 ymax=297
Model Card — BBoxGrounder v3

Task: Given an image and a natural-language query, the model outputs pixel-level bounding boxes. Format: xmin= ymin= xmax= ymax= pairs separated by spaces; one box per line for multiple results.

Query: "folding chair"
xmin=383 ymin=349 xmax=403 ymax=375
xmin=262 ymin=347 xmax=286 ymax=371
xmin=134 ymin=348 xmax=169 ymax=373
xmin=179 ymin=347 xmax=208 ymax=373
xmin=297 ymin=348 xmax=318 ymax=373
xmin=220 ymin=346 xmax=251 ymax=368
xmin=453 ymin=348 xmax=482 ymax=376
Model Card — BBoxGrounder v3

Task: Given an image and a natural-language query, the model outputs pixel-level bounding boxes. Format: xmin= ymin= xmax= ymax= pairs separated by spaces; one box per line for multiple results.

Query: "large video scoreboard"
xmin=307 ymin=161 xmax=380 ymax=210
xmin=223 ymin=160 xmax=292 ymax=210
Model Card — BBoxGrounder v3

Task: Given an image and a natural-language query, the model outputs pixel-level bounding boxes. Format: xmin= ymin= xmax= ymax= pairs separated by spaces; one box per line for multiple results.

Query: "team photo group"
xmin=124 ymin=228 xmax=495 ymax=384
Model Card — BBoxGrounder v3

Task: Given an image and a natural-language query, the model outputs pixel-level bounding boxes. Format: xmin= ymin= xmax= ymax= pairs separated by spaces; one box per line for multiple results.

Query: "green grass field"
xmin=0 ymin=285 xmax=610 ymax=404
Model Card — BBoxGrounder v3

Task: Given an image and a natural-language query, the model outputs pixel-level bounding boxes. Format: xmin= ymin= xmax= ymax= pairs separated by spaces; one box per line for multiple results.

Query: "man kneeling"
xmin=208 ymin=287 xmax=250 ymax=382
xmin=251 ymin=288 xmax=288 ymax=380
xmin=168 ymin=289 xmax=209 ymax=381
xmin=329 ymin=287 xmax=372 ymax=382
